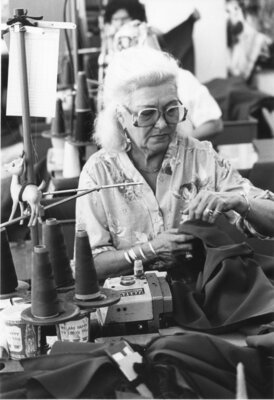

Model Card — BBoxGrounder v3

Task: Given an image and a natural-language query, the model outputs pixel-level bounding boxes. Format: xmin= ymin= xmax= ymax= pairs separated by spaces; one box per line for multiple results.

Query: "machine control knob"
xmin=120 ymin=276 xmax=135 ymax=286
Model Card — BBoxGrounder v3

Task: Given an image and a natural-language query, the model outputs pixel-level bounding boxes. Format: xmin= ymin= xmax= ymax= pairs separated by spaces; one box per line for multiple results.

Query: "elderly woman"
xmin=76 ymin=47 xmax=274 ymax=282
xmin=113 ymin=20 xmax=223 ymax=141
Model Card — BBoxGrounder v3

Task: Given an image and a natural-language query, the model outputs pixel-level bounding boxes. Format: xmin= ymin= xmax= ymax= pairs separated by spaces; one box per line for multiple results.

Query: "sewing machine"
xmin=96 ymin=271 xmax=173 ymax=335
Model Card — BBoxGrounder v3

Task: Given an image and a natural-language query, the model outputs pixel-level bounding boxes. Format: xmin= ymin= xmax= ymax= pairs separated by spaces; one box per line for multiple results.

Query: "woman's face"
xmin=111 ymin=9 xmax=131 ymax=32
xmin=118 ymin=82 xmax=179 ymax=156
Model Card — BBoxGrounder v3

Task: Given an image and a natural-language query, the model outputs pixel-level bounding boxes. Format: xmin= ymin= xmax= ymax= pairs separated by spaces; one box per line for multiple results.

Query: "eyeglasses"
xmin=124 ymin=101 xmax=188 ymax=127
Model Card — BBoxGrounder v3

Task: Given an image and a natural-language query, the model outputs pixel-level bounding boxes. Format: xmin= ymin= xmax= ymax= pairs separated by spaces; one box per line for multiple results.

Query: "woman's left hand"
xmin=183 ymin=190 xmax=248 ymax=223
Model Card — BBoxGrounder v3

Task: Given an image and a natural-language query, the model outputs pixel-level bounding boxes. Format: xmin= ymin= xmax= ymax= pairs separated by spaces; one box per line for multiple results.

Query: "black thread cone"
xmin=0 ymin=228 xmax=18 ymax=295
xmin=75 ymin=71 xmax=90 ymax=111
xmin=51 ymin=99 xmax=66 ymax=137
xmin=72 ymin=71 xmax=94 ymax=143
xmin=74 ymin=111 xmax=94 ymax=142
xmin=31 ymin=245 xmax=62 ymax=318
xmin=42 ymin=219 xmax=74 ymax=289
xmin=75 ymin=230 xmax=101 ymax=300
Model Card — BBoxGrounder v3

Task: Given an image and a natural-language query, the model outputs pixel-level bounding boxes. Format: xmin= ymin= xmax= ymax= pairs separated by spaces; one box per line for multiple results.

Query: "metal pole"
xmin=13 ymin=12 xmax=39 ymax=245
xmin=0 ymin=182 xmax=143 ymax=229
xmin=70 ymin=0 xmax=79 ymax=84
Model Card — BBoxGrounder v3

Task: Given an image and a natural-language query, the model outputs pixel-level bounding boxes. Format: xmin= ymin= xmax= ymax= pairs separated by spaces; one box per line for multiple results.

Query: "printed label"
xmin=58 ymin=316 xmax=89 ymax=342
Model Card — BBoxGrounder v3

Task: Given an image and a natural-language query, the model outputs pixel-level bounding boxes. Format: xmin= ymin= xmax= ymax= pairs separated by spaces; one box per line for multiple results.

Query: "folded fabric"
xmin=144 ymin=332 xmax=273 ymax=399
xmin=1 ymin=332 xmax=273 ymax=399
xmin=171 ymin=220 xmax=274 ymax=332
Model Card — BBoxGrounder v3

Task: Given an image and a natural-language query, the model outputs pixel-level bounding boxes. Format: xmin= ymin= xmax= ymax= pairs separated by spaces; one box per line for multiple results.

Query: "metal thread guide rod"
xmin=12 ymin=9 xmax=38 ymax=245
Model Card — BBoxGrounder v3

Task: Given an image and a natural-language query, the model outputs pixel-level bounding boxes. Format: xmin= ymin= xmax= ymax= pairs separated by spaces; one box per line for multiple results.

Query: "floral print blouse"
xmin=76 ymin=136 xmax=274 ymax=256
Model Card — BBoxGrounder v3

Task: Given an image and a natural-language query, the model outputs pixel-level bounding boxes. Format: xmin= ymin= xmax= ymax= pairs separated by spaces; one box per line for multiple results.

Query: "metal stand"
xmin=13 ymin=16 xmax=39 ymax=245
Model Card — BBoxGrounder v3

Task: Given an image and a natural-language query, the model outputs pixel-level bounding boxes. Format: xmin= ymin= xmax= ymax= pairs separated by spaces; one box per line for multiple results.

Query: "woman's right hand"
xmin=150 ymin=228 xmax=193 ymax=266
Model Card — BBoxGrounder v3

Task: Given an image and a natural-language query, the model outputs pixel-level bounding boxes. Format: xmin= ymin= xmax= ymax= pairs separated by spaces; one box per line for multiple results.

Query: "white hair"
xmin=94 ymin=47 xmax=180 ymax=151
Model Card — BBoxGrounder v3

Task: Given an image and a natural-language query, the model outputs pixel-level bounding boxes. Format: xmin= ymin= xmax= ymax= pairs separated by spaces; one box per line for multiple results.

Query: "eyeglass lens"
xmin=136 ymin=105 xmax=187 ymax=127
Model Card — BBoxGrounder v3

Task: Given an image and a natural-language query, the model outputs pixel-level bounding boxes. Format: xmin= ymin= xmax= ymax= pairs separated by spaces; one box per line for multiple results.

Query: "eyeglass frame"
xmin=122 ymin=100 xmax=188 ymax=127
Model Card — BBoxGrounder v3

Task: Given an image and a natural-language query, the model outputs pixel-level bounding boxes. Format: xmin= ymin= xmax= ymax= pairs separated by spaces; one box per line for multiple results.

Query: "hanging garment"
xmin=170 ymin=220 xmax=274 ymax=332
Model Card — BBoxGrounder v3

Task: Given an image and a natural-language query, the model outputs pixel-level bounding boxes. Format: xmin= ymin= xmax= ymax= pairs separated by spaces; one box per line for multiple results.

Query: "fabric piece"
xmin=0 ymin=344 xmax=134 ymax=399
xmin=162 ymin=12 xmax=197 ymax=74
xmin=144 ymin=332 xmax=273 ymax=399
xmin=76 ymin=135 xmax=273 ymax=263
xmin=0 ymin=333 xmax=273 ymax=399
xmin=170 ymin=220 xmax=274 ymax=332
xmin=205 ymin=76 xmax=274 ymax=138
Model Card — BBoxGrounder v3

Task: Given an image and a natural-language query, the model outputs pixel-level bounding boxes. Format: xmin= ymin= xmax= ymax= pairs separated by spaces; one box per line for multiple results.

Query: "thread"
xmin=74 ymin=230 xmax=101 ymax=300
xmin=51 ymin=98 xmax=66 ymax=137
xmin=42 ymin=218 xmax=74 ymax=289
xmin=31 ymin=245 xmax=61 ymax=319
xmin=61 ymin=57 xmax=74 ymax=87
xmin=0 ymin=228 xmax=18 ymax=295
xmin=236 ymin=362 xmax=248 ymax=399
xmin=72 ymin=71 xmax=94 ymax=143
xmin=62 ymin=141 xmax=81 ymax=178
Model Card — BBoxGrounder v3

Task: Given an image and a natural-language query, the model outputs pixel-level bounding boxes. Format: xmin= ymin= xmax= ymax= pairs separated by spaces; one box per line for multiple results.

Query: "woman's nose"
xmin=154 ymin=113 xmax=167 ymax=128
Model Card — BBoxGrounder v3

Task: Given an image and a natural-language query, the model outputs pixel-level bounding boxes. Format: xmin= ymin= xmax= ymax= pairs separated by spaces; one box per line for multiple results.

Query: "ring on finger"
xmin=205 ymin=208 xmax=214 ymax=216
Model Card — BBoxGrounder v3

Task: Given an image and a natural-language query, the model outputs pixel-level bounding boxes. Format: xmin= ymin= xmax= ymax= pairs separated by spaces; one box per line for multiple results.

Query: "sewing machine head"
xmin=97 ymin=271 xmax=173 ymax=335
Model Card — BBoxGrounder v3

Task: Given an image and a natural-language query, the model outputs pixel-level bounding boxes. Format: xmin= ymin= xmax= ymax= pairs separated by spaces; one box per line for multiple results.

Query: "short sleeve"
xmin=177 ymin=69 xmax=222 ymax=128
xmin=75 ymin=164 xmax=115 ymax=255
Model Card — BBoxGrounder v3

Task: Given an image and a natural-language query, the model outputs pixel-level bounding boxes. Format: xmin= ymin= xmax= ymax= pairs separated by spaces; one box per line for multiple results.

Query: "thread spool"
xmin=1 ymin=304 xmax=41 ymax=360
xmin=56 ymin=310 xmax=90 ymax=343
xmin=1 ymin=228 xmax=18 ymax=295
xmin=74 ymin=230 xmax=101 ymax=301
xmin=21 ymin=246 xmax=80 ymax=326
xmin=72 ymin=71 xmax=94 ymax=143
xmin=42 ymin=218 xmax=74 ymax=290
xmin=51 ymin=98 xmax=67 ymax=149
xmin=31 ymin=245 xmax=61 ymax=319
xmin=61 ymin=57 xmax=74 ymax=88
xmin=0 ymin=228 xmax=29 ymax=298
xmin=62 ymin=140 xmax=81 ymax=178
xmin=42 ymin=98 xmax=67 ymax=154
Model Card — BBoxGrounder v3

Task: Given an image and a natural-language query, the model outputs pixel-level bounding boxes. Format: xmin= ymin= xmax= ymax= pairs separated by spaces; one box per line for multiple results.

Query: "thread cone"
xmin=31 ymin=245 xmax=61 ymax=319
xmin=62 ymin=57 xmax=74 ymax=87
xmin=74 ymin=111 xmax=94 ymax=142
xmin=73 ymin=71 xmax=95 ymax=143
xmin=75 ymin=71 xmax=90 ymax=111
xmin=51 ymin=98 xmax=66 ymax=137
xmin=74 ymin=230 xmax=101 ymax=300
xmin=0 ymin=228 xmax=18 ymax=295
xmin=62 ymin=141 xmax=81 ymax=178
xmin=42 ymin=218 xmax=74 ymax=289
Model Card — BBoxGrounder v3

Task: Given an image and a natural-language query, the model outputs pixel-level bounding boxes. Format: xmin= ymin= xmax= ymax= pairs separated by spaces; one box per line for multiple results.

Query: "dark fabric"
xmin=205 ymin=76 xmax=274 ymax=138
xmin=0 ymin=344 xmax=134 ymax=399
xmin=143 ymin=332 xmax=273 ymax=399
xmin=170 ymin=220 xmax=274 ymax=332
xmin=162 ymin=12 xmax=198 ymax=73
xmin=1 ymin=333 xmax=273 ymax=399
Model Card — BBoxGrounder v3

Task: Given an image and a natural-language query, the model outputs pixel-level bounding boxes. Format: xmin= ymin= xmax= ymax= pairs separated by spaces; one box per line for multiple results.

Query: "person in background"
xmin=104 ymin=0 xmax=147 ymax=35
xmin=99 ymin=0 xmax=163 ymax=88
xmin=113 ymin=20 xmax=223 ymax=141
xmin=101 ymin=0 xmax=147 ymax=61
xmin=76 ymin=47 xmax=274 ymax=282
xmin=226 ymin=0 xmax=272 ymax=82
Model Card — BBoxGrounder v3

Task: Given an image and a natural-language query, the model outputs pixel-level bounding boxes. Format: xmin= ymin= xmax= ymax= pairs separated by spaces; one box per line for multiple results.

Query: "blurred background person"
xmin=226 ymin=0 xmax=272 ymax=82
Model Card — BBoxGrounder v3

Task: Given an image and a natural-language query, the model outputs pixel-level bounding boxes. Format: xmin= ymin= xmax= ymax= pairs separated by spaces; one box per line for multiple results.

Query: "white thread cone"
xmin=236 ymin=362 xmax=248 ymax=399
xmin=62 ymin=141 xmax=81 ymax=178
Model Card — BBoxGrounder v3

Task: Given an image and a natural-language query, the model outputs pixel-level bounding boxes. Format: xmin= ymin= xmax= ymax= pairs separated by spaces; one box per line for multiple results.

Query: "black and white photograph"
xmin=1 ymin=0 xmax=274 ymax=398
